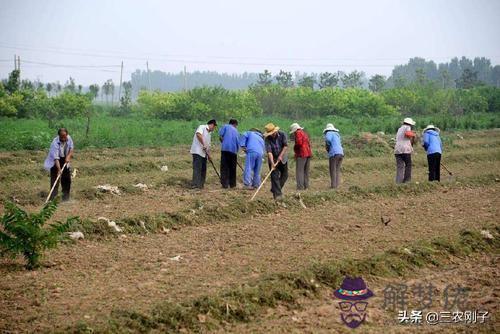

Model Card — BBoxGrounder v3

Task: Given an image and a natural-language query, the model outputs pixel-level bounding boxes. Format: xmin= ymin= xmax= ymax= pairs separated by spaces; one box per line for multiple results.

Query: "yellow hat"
xmin=264 ymin=123 xmax=280 ymax=137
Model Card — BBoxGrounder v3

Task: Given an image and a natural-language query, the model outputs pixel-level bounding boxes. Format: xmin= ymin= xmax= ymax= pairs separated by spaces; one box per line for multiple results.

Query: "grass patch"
xmin=70 ymin=225 xmax=499 ymax=333
xmin=66 ymin=173 xmax=500 ymax=238
xmin=1 ymin=114 xmax=499 ymax=151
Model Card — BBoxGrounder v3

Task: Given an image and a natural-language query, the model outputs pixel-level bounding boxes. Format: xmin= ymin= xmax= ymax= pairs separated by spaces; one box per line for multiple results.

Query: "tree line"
xmin=1 ymin=58 xmax=500 ymax=128
xmin=128 ymin=56 xmax=500 ymax=92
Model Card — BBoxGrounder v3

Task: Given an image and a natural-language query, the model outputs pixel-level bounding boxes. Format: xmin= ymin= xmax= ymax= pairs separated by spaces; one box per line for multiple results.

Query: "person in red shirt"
xmin=290 ymin=123 xmax=312 ymax=190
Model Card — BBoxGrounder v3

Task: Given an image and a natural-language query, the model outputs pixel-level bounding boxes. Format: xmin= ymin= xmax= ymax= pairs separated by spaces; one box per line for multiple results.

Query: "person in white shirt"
xmin=190 ymin=119 xmax=217 ymax=189
xmin=394 ymin=117 xmax=416 ymax=183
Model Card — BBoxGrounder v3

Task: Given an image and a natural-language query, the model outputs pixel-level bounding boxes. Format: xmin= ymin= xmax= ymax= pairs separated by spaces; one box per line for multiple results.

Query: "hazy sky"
xmin=0 ymin=0 xmax=499 ymax=85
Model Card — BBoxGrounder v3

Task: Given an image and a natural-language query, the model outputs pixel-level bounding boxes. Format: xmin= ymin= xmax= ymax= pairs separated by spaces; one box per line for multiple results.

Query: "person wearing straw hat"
xmin=264 ymin=123 xmax=288 ymax=200
xmin=422 ymin=124 xmax=443 ymax=182
xmin=44 ymin=128 xmax=74 ymax=201
xmin=190 ymin=119 xmax=217 ymax=189
xmin=290 ymin=123 xmax=312 ymax=190
xmin=394 ymin=117 xmax=416 ymax=183
xmin=323 ymin=123 xmax=344 ymax=188
xmin=218 ymin=118 xmax=240 ymax=189
xmin=239 ymin=128 xmax=265 ymax=190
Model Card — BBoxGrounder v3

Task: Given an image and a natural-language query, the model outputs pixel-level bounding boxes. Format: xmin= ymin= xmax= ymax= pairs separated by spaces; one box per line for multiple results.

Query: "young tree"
xmin=275 ymin=70 xmax=294 ymax=88
xmin=415 ymin=68 xmax=428 ymax=86
xmin=341 ymin=70 xmax=364 ymax=88
xmin=438 ymin=68 xmax=452 ymax=89
xmin=64 ymin=77 xmax=76 ymax=93
xmin=0 ymin=201 xmax=75 ymax=269
xmin=456 ymin=68 xmax=479 ymax=89
xmin=102 ymin=79 xmax=114 ymax=104
xmin=34 ymin=80 xmax=44 ymax=91
xmin=88 ymin=84 xmax=99 ymax=100
xmin=298 ymin=75 xmax=316 ymax=89
xmin=257 ymin=70 xmax=273 ymax=86
xmin=84 ymin=84 xmax=100 ymax=138
xmin=46 ymin=83 xmax=53 ymax=97
xmin=368 ymin=74 xmax=387 ymax=92
xmin=119 ymin=81 xmax=133 ymax=115
xmin=109 ymin=81 xmax=115 ymax=106
xmin=55 ymin=82 xmax=62 ymax=96
xmin=318 ymin=72 xmax=339 ymax=89
xmin=492 ymin=65 xmax=500 ymax=87
xmin=5 ymin=69 xmax=20 ymax=94
xmin=394 ymin=74 xmax=407 ymax=88
xmin=20 ymin=80 xmax=34 ymax=90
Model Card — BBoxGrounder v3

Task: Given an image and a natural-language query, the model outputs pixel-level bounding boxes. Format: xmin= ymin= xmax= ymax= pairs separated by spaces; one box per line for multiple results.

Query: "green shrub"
xmin=0 ymin=200 xmax=76 ymax=269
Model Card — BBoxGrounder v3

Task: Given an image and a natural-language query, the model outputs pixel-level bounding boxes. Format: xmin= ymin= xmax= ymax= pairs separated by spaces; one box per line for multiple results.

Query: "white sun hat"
xmin=423 ymin=124 xmax=440 ymax=133
xmin=403 ymin=117 xmax=416 ymax=126
xmin=323 ymin=123 xmax=339 ymax=133
xmin=289 ymin=122 xmax=303 ymax=134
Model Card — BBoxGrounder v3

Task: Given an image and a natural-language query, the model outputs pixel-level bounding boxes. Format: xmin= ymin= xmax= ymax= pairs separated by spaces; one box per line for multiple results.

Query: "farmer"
xmin=290 ymin=123 xmax=312 ymax=190
xmin=239 ymin=128 xmax=265 ymax=190
xmin=422 ymin=124 xmax=443 ymax=182
xmin=323 ymin=123 xmax=344 ymax=188
xmin=394 ymin=117 xmax=416 ymax=183
xmin=44 ymin=128 xmax=74 ymax=201
xmin=264 ymin=123 xmax=288 ymax=200
xmin=218 ymin=119 xmax=240 ymax=188
xmin=190 ymin=119 xmax=217 ymax=189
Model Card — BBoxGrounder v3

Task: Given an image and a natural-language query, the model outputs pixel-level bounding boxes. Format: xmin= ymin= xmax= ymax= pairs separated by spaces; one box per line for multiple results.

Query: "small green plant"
xmin=0 ymin=200 xmax=76 ymax=269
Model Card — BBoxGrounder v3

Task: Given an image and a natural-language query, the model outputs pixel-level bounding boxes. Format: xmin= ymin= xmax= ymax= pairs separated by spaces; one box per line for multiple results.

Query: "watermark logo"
xmin=333 ymin=276 xmax=374 ymax=329
xmin=382 ymin=282 xmax=489 ymax=326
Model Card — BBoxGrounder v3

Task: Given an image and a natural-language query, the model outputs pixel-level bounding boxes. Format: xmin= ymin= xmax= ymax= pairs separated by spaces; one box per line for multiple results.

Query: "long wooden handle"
xmin=45 ymin=162 xmax=68 ymax=204
xmin=206 ymin=153 xmax=221 ymax=180
xmin=250 ymin=162 xmax=278 ymax=201
xmin=237 ymin=160 xmax=244 ymax=172
xmin=440 ymin=162 xmax=452 ymax=175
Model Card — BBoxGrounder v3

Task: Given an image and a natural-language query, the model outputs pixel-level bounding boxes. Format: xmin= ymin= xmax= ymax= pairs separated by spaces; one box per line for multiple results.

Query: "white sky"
xmin=0 ymin=0 xmax=499 ymax=85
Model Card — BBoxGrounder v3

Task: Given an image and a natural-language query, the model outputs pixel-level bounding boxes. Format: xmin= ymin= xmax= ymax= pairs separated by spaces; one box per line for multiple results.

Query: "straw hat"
xmin=264 ymin=123 xmax=280 ymax=137
xmin=423 ymin=124 xmax=440 ymax=133
xmin=403 ymin=117 xmax=416 ymax=126
xmin=323 ymin=123 xmax=339 ymax=133
xmin=289 ymin=122 xmax=303 ymax=134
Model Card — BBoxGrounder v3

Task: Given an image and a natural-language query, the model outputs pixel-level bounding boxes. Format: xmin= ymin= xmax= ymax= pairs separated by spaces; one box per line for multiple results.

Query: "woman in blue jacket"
xmin=323 ymin=123 xmax=344 ymax=188
xmin=422 ymin=125 xmax=442 ymax=181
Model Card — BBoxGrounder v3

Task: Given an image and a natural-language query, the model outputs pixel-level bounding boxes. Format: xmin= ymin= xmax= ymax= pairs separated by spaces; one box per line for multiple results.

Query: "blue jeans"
xmin=243 ymin=152 xmax=263 ymax=187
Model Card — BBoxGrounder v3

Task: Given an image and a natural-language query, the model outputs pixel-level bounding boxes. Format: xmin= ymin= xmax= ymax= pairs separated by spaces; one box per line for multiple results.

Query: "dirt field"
xmin=0 ymin=129 xmax=499 ymax=333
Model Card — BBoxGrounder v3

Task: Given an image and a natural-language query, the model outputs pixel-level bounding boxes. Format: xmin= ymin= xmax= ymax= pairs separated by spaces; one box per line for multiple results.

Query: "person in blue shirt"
xmin=323 ymin=123 xmax=344 ymax=188
xmin=239 ymin=128 xmax=265 ymax=189
xmin=421 ymin=124 xmax=443 ymax=182
xmin=218 ymin=119 xmax=240 ymax=188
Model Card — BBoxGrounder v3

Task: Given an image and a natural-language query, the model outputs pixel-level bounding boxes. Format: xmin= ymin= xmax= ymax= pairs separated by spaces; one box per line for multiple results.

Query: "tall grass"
xmin=1 ymin=113 xmax=499 ymax=151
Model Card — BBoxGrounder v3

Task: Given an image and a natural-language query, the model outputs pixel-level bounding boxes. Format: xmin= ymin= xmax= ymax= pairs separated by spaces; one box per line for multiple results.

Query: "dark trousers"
xmin=220 ymin=151 xmax=237 ymax=188
xmin=395 ymin=153 xmax=412 ymax=183
xmin=192 ymin=154 xmax=207 ymax=189
xmin=49 ymin=157 xmax=71 ymax=201
xmin=295 ymin=157 xmax=310 ymax=190
xmin=427 ymin=153 xmax=441 ymax=182
xmin=270 ymin=162 xmax=288 ymax=198
xmin=329 ymin=154 xmax=343 ymax=188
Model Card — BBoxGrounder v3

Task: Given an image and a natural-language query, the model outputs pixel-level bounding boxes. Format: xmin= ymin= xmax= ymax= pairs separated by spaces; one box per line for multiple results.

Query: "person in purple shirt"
xmin=44 ymin=128 xmax=74 ymax=201
xmin=218 ymin=119 xmax=240 ymax=188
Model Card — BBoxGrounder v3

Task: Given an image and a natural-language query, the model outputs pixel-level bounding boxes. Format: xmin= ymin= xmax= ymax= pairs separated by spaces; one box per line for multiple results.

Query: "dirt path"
xmin=1 ymin=184 xmax=498 ymax=332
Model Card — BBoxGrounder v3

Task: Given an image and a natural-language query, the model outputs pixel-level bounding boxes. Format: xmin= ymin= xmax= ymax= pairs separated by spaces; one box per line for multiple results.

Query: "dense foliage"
xmin=0 ymin=201 xmax=76 ymax=269
xmin=2 ymin=77 xmax=499 ymax=124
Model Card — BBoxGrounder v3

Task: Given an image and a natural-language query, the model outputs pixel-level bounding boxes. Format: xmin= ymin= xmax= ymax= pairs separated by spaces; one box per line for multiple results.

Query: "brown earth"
xmin=0 ymin=130 xmax=499 ymax=333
